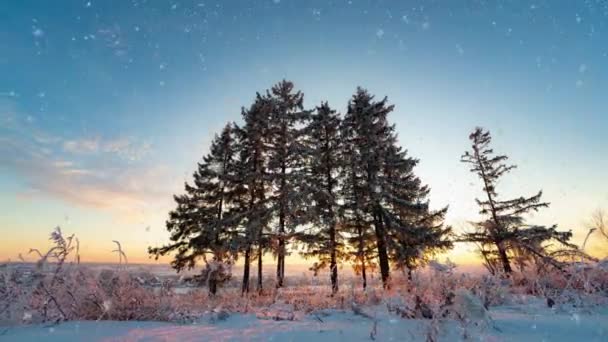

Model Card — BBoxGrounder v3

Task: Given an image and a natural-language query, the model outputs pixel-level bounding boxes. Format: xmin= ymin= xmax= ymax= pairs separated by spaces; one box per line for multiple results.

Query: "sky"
xmin=1 ymin=0 xmax=607 ymax=267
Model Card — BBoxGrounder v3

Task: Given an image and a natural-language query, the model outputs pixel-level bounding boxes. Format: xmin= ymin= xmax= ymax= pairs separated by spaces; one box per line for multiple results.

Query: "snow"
xmin=2 ymin=305 xmax=606 ymax=341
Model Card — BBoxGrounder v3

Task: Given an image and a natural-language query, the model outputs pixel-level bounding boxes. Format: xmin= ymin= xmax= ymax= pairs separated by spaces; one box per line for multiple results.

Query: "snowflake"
xmin=578 ymin=64 xmax=587 ymax=73
xmin=456 ymin=44 xmax=464 ymax=55
xmin=32 ymin=28 xmax=44 ymax=37
xmin=376 ymin=28 xmax=384 ymax=39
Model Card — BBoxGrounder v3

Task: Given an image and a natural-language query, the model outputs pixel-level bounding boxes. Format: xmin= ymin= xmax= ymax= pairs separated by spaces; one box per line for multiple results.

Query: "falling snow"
xmin=579 ymin=64 xmax=587 ymax=73
xmin=312 ymin=9 xmax=321 ymax=21
xmin=32 ymin=28 xmax=44 ymax=37
xmin=456 ymin=44 xmax=464 ymax=55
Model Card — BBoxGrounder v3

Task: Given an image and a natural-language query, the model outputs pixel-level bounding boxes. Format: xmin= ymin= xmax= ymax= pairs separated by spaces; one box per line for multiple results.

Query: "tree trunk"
xmin=326 ymin=152 xmax=338 ymax=294
xmin=473 ymin=144 xmax=512 ymax=275
xmin=257 ymin=245 xmax=263 ymax=292
xmin=329 ymin=221 xmax=338 ymax=294
xmin=373 ymin=208 xmax=390 ymax=288
xmin=497 ymin=243 xmax=512 ymax=274
xmin=276 ymin=161 xmax=287 ymax=288
xmin=209 ymin=278 xmax=218 ymax=296
xmin=361 ymin=256 xmax=367 ymax=290
xmin=276 ymin=217 xmax=285 ymax=288
xmin=242 ymin=247 xmax=250 ymax=294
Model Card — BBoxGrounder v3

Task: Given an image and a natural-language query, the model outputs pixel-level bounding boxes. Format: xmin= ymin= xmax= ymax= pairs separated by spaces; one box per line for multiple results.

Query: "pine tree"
xmin=341 ymin=88 xmax=451 ymax=287
xmin=381 ymin=141 xmax=453 ymax=279
xmin=233 ymin=94 xmax=273 ymax=294
xmin=461 ymin=127 xmax=582 ymax=274
xmin=265 ymin=80 xmax=309 ymax=288
xmin=340 ymin=88 xmax=395 ymax=288
xmin=340 ymin=95 xmax=373 ymax=289
xmin=299 ymin=102 xmax=344 ymax=294
xmin=148 ymin=123 xmax=240 ymax=295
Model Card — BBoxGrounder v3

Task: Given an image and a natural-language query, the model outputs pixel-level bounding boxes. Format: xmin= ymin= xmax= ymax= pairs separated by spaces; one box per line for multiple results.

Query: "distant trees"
xmin=461 ymin=127 xmax=586 ymax=275
xmin=151 ymin=80 xmax=452 ymax=294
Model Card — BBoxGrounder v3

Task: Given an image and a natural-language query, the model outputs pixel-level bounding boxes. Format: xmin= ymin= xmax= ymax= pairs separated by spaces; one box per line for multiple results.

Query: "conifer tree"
xmin=340 ymin=96 xmax=373 ymax=289
xmin=234 ymin=94 xmax=273 ymax=293
xmin=340 ymin=88 xmax=394 ymax=288
xmin=149 ymin=123 xmax=240 ymax=295
xmin=461 ymin=127 xmax=582 ymax=274
xmin=381 ymin=142 xmax=453 ymax=279
xmin=265 ymin=80 xmax=309 ymax=288
xmin=341 ymin=88 xmax=451 ymax=287
xmin=299 ymin=102 xmax=344 ymax=294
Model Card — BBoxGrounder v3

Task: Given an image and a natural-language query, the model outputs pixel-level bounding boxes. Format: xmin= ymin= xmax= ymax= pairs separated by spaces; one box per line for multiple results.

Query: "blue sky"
xmin=1 ymin=0 xmax=607 ymax=263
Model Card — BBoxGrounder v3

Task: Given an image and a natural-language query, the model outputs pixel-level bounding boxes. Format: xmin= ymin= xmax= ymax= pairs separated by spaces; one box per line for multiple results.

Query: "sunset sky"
xmin=1 ymin=1 xmax=607 ymax=266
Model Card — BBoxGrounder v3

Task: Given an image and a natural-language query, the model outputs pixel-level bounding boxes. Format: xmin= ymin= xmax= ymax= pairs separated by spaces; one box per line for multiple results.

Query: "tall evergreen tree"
xmin=234 ymin=94 xmax=273 ymax=293
xmin=381 ymin=141 xmax=453 ymax=279
xmin=341 ymin=88 xmax=451 ymax=288
xmin=461 ymin=127 xmax=582 ymax=274
xmin=340 ymin=88 xmax=395 ymax=288
xmin=149 ymin=123 xmax=240 ymax=295
xmin=340 ymin=95 xmax=374 ymax=289
xmin=299 ymin=102 xmax=345 ymax=294
xmin=265 ymin=80 xmax=309 ymax=288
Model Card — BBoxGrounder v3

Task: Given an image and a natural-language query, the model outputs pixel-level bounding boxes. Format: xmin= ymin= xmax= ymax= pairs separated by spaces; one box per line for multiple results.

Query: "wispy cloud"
xmin=62 ymin=136 xmax=151 ymax=161
xmin=62 ymin=138 xmax=100 ymax=154
xmin=0 ymin=100 xmax=175 ymax=222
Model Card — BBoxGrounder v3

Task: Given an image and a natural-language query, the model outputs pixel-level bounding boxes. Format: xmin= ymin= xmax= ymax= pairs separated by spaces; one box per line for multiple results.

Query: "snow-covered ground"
xmin=2 ymin=304 xmax=606 ymax=341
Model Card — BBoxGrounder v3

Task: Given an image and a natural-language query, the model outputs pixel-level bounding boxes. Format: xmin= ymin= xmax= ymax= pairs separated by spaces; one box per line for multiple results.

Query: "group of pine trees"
xmin=149 ymin=81 xmax=452 ymax=295
xmin=150 ymin=80 xmax=585 ymax=295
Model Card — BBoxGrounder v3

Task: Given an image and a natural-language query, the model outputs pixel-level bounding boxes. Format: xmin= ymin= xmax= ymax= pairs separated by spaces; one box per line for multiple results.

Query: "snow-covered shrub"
xmin=189 ymin=259 xmax=233 ymax=295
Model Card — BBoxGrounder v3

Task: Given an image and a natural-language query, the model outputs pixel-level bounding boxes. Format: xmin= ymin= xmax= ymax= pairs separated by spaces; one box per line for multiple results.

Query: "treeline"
xmin=149 ymin=80 xmax=586 ymax=295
